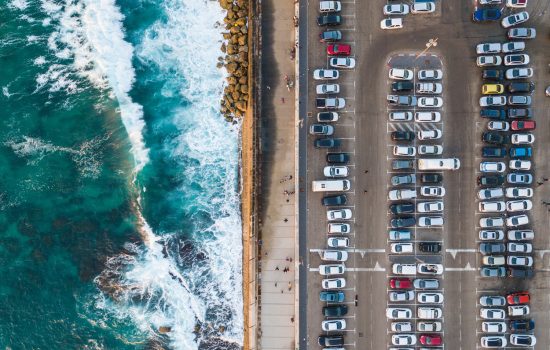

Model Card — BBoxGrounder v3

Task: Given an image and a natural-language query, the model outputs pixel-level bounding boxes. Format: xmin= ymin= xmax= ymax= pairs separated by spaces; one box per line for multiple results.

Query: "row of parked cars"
xmin=478 ymin=291 xmax=536 ymax=347
xmin=385 ymin=64 xmax=446 ymax=348
xmin=380 ymin=1 xmax=437 ymax=30
xmin=314 ymin=3 xmax=354 ymax=349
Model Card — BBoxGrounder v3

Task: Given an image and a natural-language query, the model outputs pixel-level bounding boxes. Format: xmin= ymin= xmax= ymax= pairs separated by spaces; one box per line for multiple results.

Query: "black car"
xmin=508 ymin=268 xmax=534 ymax=278
xmin=319 ymin=30 xmax=342 ymax=42
xmin=323 ymin=305 xmax=348 ymax=317
xmin=322 ymin=194 xmax=347 ymax=206
xmin=510 ymin=319 xmax=535 ymax=332
xmin=318 ymin=335 xmax=344 ymax=347
xmin=482 ymin=132 xmax=509 ymax=145
xmin=318 ymin=111 xmax=339 ymax=122
xmin=419 ymin=242 xmax=442 ymax=253
xmin=421 ymin=173 xmax=443 ymax=184
xmin=480 ymin=109 xmax=506 ymax=120
xmin=391 ymin=131 xmax=415 ymax=141
xmin=392 ymin=160 xmax=414 ymax=170
xmin=389 ymin=202 xmax=415 ymax=215
xmin=317 ymin=15 xmax=342 ymax=26
xmin=477 ymin=175 xmax=505 ymax=186
xmin=482 ymin=69 xmax=503 ymax=80
xmin=315 ymin=138 xmax=341 ymax=149
xmin=479 ymin=243 xmax=506 ymax=255
xmin=391 ymin=81 xmax=414 ymax=92
xmin=482 ymin=147 xmax=507 ymax=158
xmin=508 ymin=82 xmax=535 ymax=93
xmin=508 ymin=108 xmax=533 ymax=119
xmin=390 ymin=216 xmax=416 ymax=228
xmin=327 ymin=153 xmax=350 ymax=164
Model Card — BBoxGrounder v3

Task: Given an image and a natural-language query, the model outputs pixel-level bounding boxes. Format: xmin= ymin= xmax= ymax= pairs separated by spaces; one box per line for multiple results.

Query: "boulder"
xmin=220 ymin=43 xmax=226 ymax=53
xmin=231 ymin=90 xmax=241 ymax=101
xmin=227 ymin=76 xmax=237 ymax=85
xmin=240 ymin=84 xmax=248 ymax=94
xmin=225 ymin=62 xmax=238 ymax=74
xmin=235 ymin=18 xmax=246 ymax=27
xmin=230 ymin=26 xmax=240 ymax=34
xmin=238 ymin=76 xmax=247 ymax=85
xmin=222 ymin=32 xmax=231 ymax=40
xmin=236 ymin=101 xmax=247 ymax=112
xmin=237 ymin=35 xmax=246 ymax=46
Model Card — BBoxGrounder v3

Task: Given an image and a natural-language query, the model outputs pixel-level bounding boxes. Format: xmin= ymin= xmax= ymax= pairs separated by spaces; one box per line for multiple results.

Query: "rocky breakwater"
xmin=218 ymin=0 xmax=250 ymax=122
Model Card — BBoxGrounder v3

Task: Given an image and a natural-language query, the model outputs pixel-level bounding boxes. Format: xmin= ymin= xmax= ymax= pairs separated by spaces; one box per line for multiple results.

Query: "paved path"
xmin=258 ymin=0 xmax=297 ymax=349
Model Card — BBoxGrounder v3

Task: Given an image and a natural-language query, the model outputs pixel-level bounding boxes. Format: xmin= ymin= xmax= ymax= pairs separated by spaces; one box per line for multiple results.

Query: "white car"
xmin=322 ymin=277 xmax=346 ymax=289
xmin=321 ymin=250 xmax=348 ymax=262
xmin=389 ymin=68 xmax=413 ymax=80
xmin=482 ymin=321 xmax=507 ymax=333
xmin=480 ymin=162 xmax=506 ymax=173
xmin=417 ymin=97 xmax=443 ymax=108
xmin=329 ymin=57 xmax=356 ymax=69
xmin=393 ymin=146 xmax=416 ymax=156
xmin=386 ymin=308 xmax=412 ymax=320
xmin=420 ymin=186 xmax=445 ymax=197
xmin=504 ymin=53 xmax=530 ymax=66
xmin=416 ymin=83 xmax=442 ymax=94
xmin=327 ymin=237 xmax=350 ymax=248
xmin=477 ymin=55 xmax=502 ymax=67
xmin=417 ymin=201 xmax=444 ymax=213
xmin=480 ymin=217 xmax=505 ymax=228
xmin=511 ymin=133 xmax=535 ymax=144
xmin=418 ymin=292 xmax=444 ymax=304
xmin=417 ymin=307 xmax=442 ymax=319
xmin=480 ymin=96 xmax=506 ymax=106
xmin=418 ymin=145 xmax=443 ymax=155
xmin=411 ymin=1 xmax=435 ymax=13
xmin=327 ymin=209 xmax=353 ymax=220
xmin=322 ymin=319 xmax=347 ymax=331
xmin=324 ymin=166 xmax=349 ymax=178
xmin=389 ymin=188 xmax=417 ymax=200
xmin=417 ymin=129 xmax=442 ymax=140
xmin=508 ymin=242 xmax=532 ymax=253
xmin=506 ymin=214 xmax=529 ymax=227
xmin=389 ymin=111 xmax=413 ymax=121
xmin=508 ymin=27 xmax=536 ymax=39
xmin=481 ymin=336 xmax=507 ymax=348
xmin=507 ymin=229 xmax=534 ymax=240
xmin=391 ymin=321 xmax=413 ymax=332
xmin=392 ymin=334 xmax=416 ymax=346
xmin=392 ymin=263 xmax=417 ymax=275
xmin=390 ymin=243 xmax=413 ymax=254
xmin=507 ymin=0 xmax=528 ymax=7
xmin=479 ymin=230 xmax=505 ymax=241
xmin=380 ymin=17 xmax=403 ymax=30
xmin=502 ymin=41 xmax=525 ymax=53
xmin=316 ymin=84 xmax=340 ymax=94
xmin=319 ymin=264 xmax=346 ymax=275
xmin=319 ymin=1 xmax=342 ymax=12
xmin=313 ymin=69 xmax=339 ymax=80
xmin=415 ymin=111 xmax=441 ymax=122
xmin=328 ymin=223 xmax=351 ymax=234
xmin=389 ymin=290 xmax=415 ymax=301
xmin=418 ymin=69 xmax=442 ymax=80
xmin=501 ymin=11 xmax=529 ymax=28
xmin=476 ymin=42 xmax=502 ymax=54
xmin=508 ymin=304 xmax=530 ymax=315
xmin=509 ymin=160 xmax=531 ymax=170
xmin=505 ymin=67 xmax=533 ymax=79
xmin=478 ymin=188 xmax=504 ymax=200
xmin=488 ymin=121 xmax=509 ymax=131
xmin=479 ymin=201 xmax=506 ymax=213
xmin=383 ymin=3 xmax=410 ymax=15
xmin=418 ymin=321 xmax=442 ymax=332
xmin=418 ymin=216 xmax=444 ymax=227
xmin=480 ymin=308 xmax=505 ymax=320
xmin=507 ymin=199 xmax=532 ymax=212
xmin=482 ymin=255 xmax=506 ymax=266
xmin=317 ymin=111 xmax=339 ymax=122
xmin=505 ymin=187 xmax=533 ymax=198
xmin=510 ymin=334 xmax=536 ymax=347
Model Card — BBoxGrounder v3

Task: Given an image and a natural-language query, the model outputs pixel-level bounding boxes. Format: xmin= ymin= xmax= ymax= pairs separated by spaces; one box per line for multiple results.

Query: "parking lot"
xmin=298 ymin=0 xmax=550 ymax=349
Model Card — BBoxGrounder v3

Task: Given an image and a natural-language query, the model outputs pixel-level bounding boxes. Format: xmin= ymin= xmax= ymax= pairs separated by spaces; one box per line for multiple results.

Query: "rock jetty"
xmin=218 ymin=0 xmax=249 ymax=122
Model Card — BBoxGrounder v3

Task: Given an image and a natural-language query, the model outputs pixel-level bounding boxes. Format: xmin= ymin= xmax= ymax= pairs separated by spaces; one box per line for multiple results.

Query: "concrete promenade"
xmin=257 ymin=0 xmax=298 ymax=349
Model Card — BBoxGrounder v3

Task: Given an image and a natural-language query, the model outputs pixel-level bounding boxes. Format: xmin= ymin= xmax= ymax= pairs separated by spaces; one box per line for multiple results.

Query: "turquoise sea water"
xmin=0 ymin=1 xmax=242 ymax=349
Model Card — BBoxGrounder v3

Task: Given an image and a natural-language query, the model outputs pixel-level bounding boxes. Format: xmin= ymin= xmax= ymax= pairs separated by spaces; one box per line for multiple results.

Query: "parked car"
xmin=482 ymin=255 xmax=506 ymax=266
xmin=479 ymin=201 xmax=506 ymax=212
xmin=383 ymin=3 xmax=410 ymax=15
xmin=509 ymin=319 xmax=535 ymax=332
xmin=393 ymin=145 xmax=416 ymax=156
xmin=417 ymin=97 xmax=443 ymax=107
xmin=481 ymin=266 xmax=506 ymax=277
xmin=417 ymin=263 xmax=443 ymax=275
xmin=388 ymin=188 xmax=417 ymax=200
xmin=390 ymin=277 xmax=412 ymax=289
xmin=511 ymin=133 xmax=535 ymax=144
xmin=416 ymin=82 xmax=442 ymax=94
xmin=508 ymin=267 xmax=533 ymax=278
xmin=480 ymin=109 xmax=506 ymax=120
xmin=481 ymin=336 xmax=507 ymax=348
xmin=506 ymin=0 xmax=528 ymax=7
xmin=380 ymin=18 xmax=403 ymax=30
xmin=419 ymin=242 xmax=441 ymax=253
xmin=507 ymin=172 xmax=533 ymax=184
xmin=420 ymin=173 xmax=442 ymax=184
xmin=501 ymin=11 xmax=529 ymax=28
xmin=479 ymin=217 xmax=505 ymax=229
xmin=478 ymin=175 xmax=505 ymax=186
xmin=389 ymin=290 xmax=414 ymax=301
xmin=482 ymin=132 xmax=509 ymax=145
xmin=417 ymin=201 xmax=443 ymax=212
xmin=316 ymin=83 xmax=340 ymax=95
xmin=420 ymin=186 xmax=445 ymax=197
xmin=415 ymin=111 xmax=441 ymax=122
xmin=505 ymin=67 xmax=533 ymax=79
xmin=508 ymin=304 xmax=530 ymax=316
xmin=321 ymin=250 xmax=348 ymax=262
xmin=510 ymin=334 xmax=536 ymax=346
xmin=411 ymin=1 xmax=435 ymax=13
xmin=482 ymin=147 xmax=506 ymax=158
xmin=418 ymin=292 xmax=444 ymax=304
xmin=387 ymin=95 xmax=417 ymax=106
xmin=473 ymin=8 xmax=502 ymax=22
xmin=315 ymin=138 xmax=342 ymax=149
xmin=324 ymin=165 xmax=349 ymax=178
xmin=386 ymin=308 xmax=412 ymax=319
xmin=508 ymin=95 xmax=531 ymax=106
xmin=480 ymin=308 xmax=506 ymax=320
xmin=477 ymin=55 xmax=502 ymax=67
xmin=327 ymin=209 xmax=352 ymax=221
xmin=482 ymin=322 xmax=506 ymax=333
xmin=502 ymin=41 xmax=525 ymax=53
xmin=319 ymin=264 xmax=346 ymax=275
xmin=418 ymin=69 xmax=442 ymax=80
xmin=321 ymin=278 xmax=346 ymax=289
xmin=508 ymin=108 xmax=533 ymax=119
xmin=389 ymin=111 xmax=413 ymax=121
xmin=389 ymin=230 xmax=412 ymax=241
xmin=391 ymin=131 xmax=415 ymax=142
xmin=482 ymin=69 xmax=503 ymax=80
xmin=313 ymin=69 xmax=339 ymax=80
xmin=319 ymin=290 xmax=345 ymax=302
xmin=508 ymin=242 xmax=533 ymax=253
xmin=506 ymin=187 xmax=533 ymax=198
xmin=318 ymin=111 xmax=339 ymax=122
xmin=391 ymin=174 xmax=416 ymax=186
xmin=480 ymin=96 xmax=506 ymax=107
xmin=478 ymin=188 xmax=504 ymax=200
xmin=509 ymin=147 xmax=532 ymax=158
xmin=327 ymin=44 xmax=351 ymax=56
xmin=392 ymin=159 xmax=414 ymax=170
xmin=320 ymin=1 xmax=342 ymax=12
xmin=479 ymin=230 xmax=504 ymax=241
xmin=413 ymin=279 xmax=439 ymax=289
xmin=391 ymin=81 xmax=414 ymax=92
xmin=391 ymin=243 xmax=414 ymax=255
xmin=482 ymin=84 xmax=504 ymax=95
xmin=507 ymin=27 xmax=536 ymax=39
xmin=328 ymin=223 xmax=350 ymax=234
xmin=310 ymin=124 xmax=334 ymax=135
xmin=477 ymin=42 xmax=501 ymax=54
xmin=418 ymin=216 xmax=444 ymax=227
xmin=507 ymin=229 xmax=534 ymax=240
xmin=389 ymin=68 xmax=413 ymax=80
xmin=329 ymin=57 xmax=355 ymax=69
xmin=322 ymin=194 xmax=347 ymax=206
xmin=511 ymin=120 xmax=536 ymax=131
xmin=323 ymin=305 xmax=348 ymax=317
xmin=506 ymin=199 xmax=532 ymax=212
xmin=507 ymin=256 xmax=533 ymax=267
xmin=326 ymin=152 xmax=349 ymax=164
xmin=508 ymin=82 xmax=534 ymax=93
xmin=390 ymin=216 xmax=416 ymax=228
xmin=480 ymin=161 xmax=506 ymax=173
xmin=317 ymin=15 xmax=342 ymax=26
xmin=418 ymin=145 xmax=443 ymax=155
xmin=389 ymin=203 xmax=415 ymax=215
xmin=319 ymin=30 xmax=342 ymax=42
xmin=318 ymin=335 xmax=344 ymax=347
xmin=327 ymin=237 xmax=350 ymax=248
xmin=506 ymin=214 xmax=530 ymax=227
xmin=480 ymin=296 xmax=506 ymax=306
xmin=507 ymin=291 xmax=530 ymax=305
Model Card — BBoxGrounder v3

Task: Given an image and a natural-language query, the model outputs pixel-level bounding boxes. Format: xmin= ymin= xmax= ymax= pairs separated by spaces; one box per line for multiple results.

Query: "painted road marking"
xmin=445 ymin=262 xmax=477 ymax=271
xmin=446 ymin=248 xmax=477 ymax=259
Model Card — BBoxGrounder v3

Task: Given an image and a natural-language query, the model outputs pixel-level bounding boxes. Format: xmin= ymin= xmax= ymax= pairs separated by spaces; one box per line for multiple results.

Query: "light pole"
xmin=415 ymin=37 xmax=438 ymax=60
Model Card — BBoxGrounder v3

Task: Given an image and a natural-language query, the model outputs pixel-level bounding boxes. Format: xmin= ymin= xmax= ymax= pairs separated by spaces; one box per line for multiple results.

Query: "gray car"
xmin=508 ymin=95 xmax=531 ymax=105
xmin=387 ymin=95 xmax=418 ymax=106
xmin=413 ymin=279 xmax=439 ymax=289
xmin=480 ymin=243 xmax=506 ymax=255
xmin=391 ymin=174 xmax=416 ymax=186
xmin=389 ymin=230 xmax=412 ymax=241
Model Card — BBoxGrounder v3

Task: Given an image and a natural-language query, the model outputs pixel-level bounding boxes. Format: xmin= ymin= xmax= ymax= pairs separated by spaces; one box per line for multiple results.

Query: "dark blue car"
xmin=480 ymin=109 xmax=506 ymax=120
xmin=473 ymin=8 xmax=501 ymax=22
xmin=320 ymin=291 xmax=345 ymax=302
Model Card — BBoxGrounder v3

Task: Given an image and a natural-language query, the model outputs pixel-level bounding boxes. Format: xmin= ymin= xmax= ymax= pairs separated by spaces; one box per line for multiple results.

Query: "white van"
xmin=415 ymin=111 xmax=441 ymax=122
xmin=312 ymin=180 xmax=351 ymax=192
xmin=418 ymin=158 xmax=460 ymax=171
xmin=392 ymin=263 xmax=417 ymax=275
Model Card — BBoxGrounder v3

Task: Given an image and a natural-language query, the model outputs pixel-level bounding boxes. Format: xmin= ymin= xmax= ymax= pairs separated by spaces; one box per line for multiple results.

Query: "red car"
xmin=507 ymin=291 xmax=530 ymax=305
xmin=390 ymin=278 xmax=412 ymax=289
xmin=511 ymin=120 xmax=536 ymax=131
xmin=420 ymin=334 xmax=442 ymax=346
xmin=327 ymin=44 xmax=351 ymax=56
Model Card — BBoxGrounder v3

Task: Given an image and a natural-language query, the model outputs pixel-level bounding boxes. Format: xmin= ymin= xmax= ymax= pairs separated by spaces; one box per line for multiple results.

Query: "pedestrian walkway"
xmin=257 ymin=0 xmax=297 ymax=349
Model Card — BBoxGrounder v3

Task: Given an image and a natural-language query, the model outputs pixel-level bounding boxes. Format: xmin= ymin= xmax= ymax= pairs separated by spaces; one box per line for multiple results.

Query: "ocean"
xmin=0 ymin=0 xmax=243 ymax=349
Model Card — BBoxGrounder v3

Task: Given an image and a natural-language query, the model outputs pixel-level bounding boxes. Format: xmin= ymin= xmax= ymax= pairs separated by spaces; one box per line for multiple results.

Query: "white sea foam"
xmin=39 ymin=0 xmax=149 ymax=171
xmin=8 ymin=0 xmax=28 ymax=10
xmin=33 ymin=56 xmax=47 ymax=65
